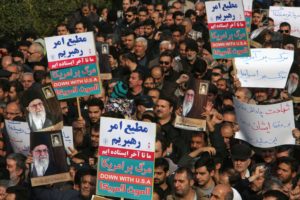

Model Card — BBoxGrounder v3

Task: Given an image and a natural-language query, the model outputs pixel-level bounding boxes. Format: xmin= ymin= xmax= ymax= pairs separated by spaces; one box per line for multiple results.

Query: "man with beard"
xmin=26 ymin=98 xmax=52 ymax=132
xmin=154 ymin=158 xmax=172 ymax=199
xmin=194 ymin=157 xmax=216 ymax=200
xmin=31 ymin=144 xmax=56 ymax=177
xmin=167 ymin=167 xmax=201 ymax=200
xmin=178 ymin=132 xmax=215 ymax=169
xmin=6 ymin=153 xmax=27 ymax=186
xmin=287 ymin=72 xmax=299 ymax=96
xmin=81 ymin=125 xmax=100 ymax=165
xmin=182 ymin=89 xmax=194 ymax=117
xmin=182 ymin=39 xmax=208 ymax=78
xmin=159 ymin=50 xmax=179 ymax=83
xmin=276 ymin=157 xmax=298 ymax=193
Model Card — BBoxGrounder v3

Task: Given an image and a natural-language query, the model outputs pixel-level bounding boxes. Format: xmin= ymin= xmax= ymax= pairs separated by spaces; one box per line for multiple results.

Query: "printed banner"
xmin=5 ymin=120 xmax=73 ymax=155
xmin=206 ymin=0 xmax=250 ymax=58
xmin=234 ymin=48 xmax=294 ymax=88
xmin=269 ymin=6 xmax=300 ymax=38
xmin=242 ymin=0 xmax=253 ymax=33
xmin=97 ymin=117 xmax=155 ymax=200
xmin=234 ymin=98 xmax=296 ymax=148
xmin=174 ymin=80 xmax=208 ymax=131
xmin=5 ymin=120 xmax=30 ymax=155
xmin=30 ymin=131 xmax=71 ymax=186
xmin=45 ymin=32 xmax=101 ymax=99
xmin=21 ymin=85 xmax=63 ymax=132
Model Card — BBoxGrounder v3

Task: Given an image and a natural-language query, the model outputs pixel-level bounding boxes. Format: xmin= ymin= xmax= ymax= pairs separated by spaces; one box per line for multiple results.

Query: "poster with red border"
xmin=45 ymin=32 xmax=101 ymax=99
xmin=97 ymin=117 xmax=155 ymax=200
xmin=206 ymin=0 xmax=250 ymax=59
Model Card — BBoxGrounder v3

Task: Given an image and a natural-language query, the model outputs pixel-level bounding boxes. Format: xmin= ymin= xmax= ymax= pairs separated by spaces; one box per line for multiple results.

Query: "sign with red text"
xmin=206 ymin=0 xmax=250 ymax=58
xmin=97 ymin=117 xmax=155 ymax=200
xmin=234 ymin=98 xmax=296 ymax=148
xmin=234 ymin=48 xmax=294 ymax=88
xmin=243 ymin=0 xmax=253 ymax=33
xmin=45 ymin=32 xmax=101 ymax=99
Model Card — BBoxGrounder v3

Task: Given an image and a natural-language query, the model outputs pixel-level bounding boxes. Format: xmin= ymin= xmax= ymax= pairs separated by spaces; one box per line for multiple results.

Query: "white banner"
xmin=62 ymin=126 xmax=74 ymax=153
xmin=269 ymin=6 xmax=300 ymax=38
xmin=234 ymin=98 xmax=295 ymax=148
xmin=99 ymin=117 xmax=156 ymax=152
xmin=234 ymin=48 xmax=294 ymax=88
xmin=5 ymin=120 xmax=73 ymax=155
xmin=206 ymin=0 xmax=245 ymax=23
xmin=45 ymin=32 xmax=96 ymax=62
xmin=5 ymin=120 xmax=30 ymax=155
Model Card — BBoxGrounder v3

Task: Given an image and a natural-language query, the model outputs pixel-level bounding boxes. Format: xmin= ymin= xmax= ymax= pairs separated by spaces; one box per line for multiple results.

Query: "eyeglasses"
xmin=29 ymin=102 xmax=44 ymax=109
xmin=212 ymin=72 xmax=221 ymax=76
xmin=125 ymin=14 xmax=133 ymax=17
xmin=159 ymin=61 xmax=170 ymax=65
xmin=34 ymin=149 xmax=48 ymax=154
xmin=279 ymin=30 xmax=290 ymax=33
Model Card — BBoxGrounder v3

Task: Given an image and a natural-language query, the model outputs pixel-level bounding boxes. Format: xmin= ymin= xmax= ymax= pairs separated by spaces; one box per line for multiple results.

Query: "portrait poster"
xmin=21 ymin=84 xmax=63 ymax=133
xmin=98 ymin=42 xmax=112 ymax=80
xmin=30 ymin=130 xmax=71 ymax=186
xmin=97 ymin=117 xmax=155 ymax=200
xmin=45 ymin=32 xmax=102 ymax=99
xmin=206 ymin=0 xmax=250 ymax=59
xmin=234 ymin=98 xmax=296 ymax=148
xmin=174 ymin=80 xmax=208 ymax=131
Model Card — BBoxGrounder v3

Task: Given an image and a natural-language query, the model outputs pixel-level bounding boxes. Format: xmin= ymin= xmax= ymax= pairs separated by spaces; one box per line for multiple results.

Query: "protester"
xmin=1 ymin=1 xmax=300 ymax=199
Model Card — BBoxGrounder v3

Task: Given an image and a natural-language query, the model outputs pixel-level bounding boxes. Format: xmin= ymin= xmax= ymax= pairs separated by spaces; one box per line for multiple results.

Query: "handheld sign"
xmin=205 ymin=0 xmax=250 ymax=59
xmin=234 ymin=98 xmax=296 ymax=148
xmin=62 ymin=126 xmax=74 ymax=154
xmin=5 ymin=120 xmax=30 ymax=156
xmin=97 ymin=117 xmax=155 ymax=200
xmin=269 ymin=6 xmax=300 ymax=38
xmin=45 ymin=32 xmax=101 ymax=100
xmin=30 ymin=130 xmax=71 ymax=186
xmin=242 ymin=0 xmax=253 ymax=33
xmin=174 ymin=80 xmax=208 ymax=131
xmin=234 ymin=48 xmax=294 ymax=88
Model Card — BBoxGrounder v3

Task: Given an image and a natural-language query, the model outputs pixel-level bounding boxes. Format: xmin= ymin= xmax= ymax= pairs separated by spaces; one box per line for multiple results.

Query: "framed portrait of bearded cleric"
xmin=21 ymin=84 xmax=63 ymax=132
xmin=174 ymin=80 xmax=208 ymax=131
xmin=30 ymin=130 xmax=71 ymax=186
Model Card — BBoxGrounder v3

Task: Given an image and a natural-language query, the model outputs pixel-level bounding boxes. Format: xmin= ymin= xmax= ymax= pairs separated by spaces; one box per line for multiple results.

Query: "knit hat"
xmin=110 ymin=81 xmax=128 ymax=99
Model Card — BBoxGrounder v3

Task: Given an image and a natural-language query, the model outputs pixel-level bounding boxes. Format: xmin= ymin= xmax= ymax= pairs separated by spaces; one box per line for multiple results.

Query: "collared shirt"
xmin=188 ymin=29 xmax=202 ymax=41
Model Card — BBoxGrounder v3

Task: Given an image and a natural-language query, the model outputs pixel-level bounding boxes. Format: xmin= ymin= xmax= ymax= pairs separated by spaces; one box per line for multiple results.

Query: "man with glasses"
xmin=25 ymin=95 xmax=52 ymax=132
xmin=124 ymin=7 xmax=137 ymax=28
xmin=231 ymin=143 xmax=253 ymax=179
xmin=27 ymin=42 xmax=44 ymax=63
xmin=279 ymin=22 xmax=291 ymax=35
xmin=159 ymin=50 xmax=179 ymax=82
xmin=31 ymin=144 xmax=52 ymax=177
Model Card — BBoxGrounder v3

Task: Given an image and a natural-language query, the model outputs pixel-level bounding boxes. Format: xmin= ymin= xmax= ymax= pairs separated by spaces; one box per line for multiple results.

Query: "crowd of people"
xmin=1 ymin=0 xmax=300 ymax=199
